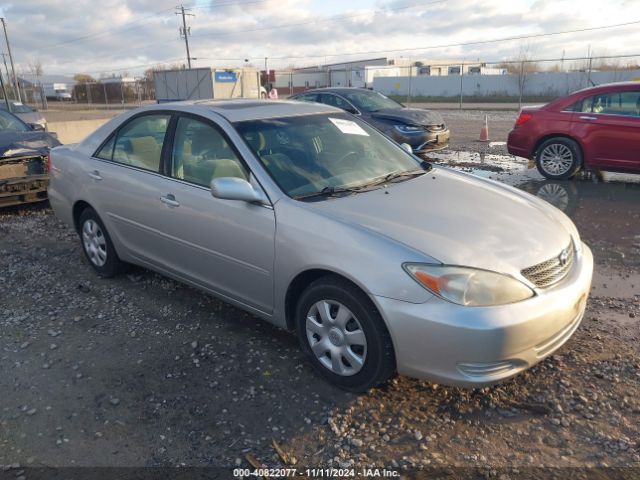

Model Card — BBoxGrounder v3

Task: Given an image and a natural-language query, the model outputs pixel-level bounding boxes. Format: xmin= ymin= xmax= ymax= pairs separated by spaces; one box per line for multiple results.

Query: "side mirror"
xmin=30 ymin=123 xmax=45 ymax=132
xmin=400 ymin=143 xmax=413 ymax=154
xmin=210 ymin=177 xmax=268 ymax=204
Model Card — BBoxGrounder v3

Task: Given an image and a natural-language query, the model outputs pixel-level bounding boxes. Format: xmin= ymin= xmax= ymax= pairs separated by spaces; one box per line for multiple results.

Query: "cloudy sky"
xmin=1 ymin=0 xmax=639 ymax=78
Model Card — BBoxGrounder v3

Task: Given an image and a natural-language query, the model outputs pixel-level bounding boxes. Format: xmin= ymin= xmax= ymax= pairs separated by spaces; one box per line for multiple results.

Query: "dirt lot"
xmin=1 ymin=110 xmax=639 ymax=479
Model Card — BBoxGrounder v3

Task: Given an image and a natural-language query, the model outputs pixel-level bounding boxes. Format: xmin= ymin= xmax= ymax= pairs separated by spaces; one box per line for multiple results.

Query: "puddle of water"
xmin=426 ymin=150 xmax=528 ymax=176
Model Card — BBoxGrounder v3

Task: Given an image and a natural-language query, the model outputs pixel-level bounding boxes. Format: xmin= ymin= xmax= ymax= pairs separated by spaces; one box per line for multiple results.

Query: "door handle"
xmin=88 ymin=170 xmax=102 ymax=181
xmin=160 ymin=194 xmax=180 ymax=208
xmin=579 ymin=116 xmax=597 ymax=121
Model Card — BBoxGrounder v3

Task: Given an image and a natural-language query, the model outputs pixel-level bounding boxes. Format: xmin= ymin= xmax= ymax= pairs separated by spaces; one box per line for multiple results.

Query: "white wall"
xmin=373 ymin=70 xmax=640 ymax=97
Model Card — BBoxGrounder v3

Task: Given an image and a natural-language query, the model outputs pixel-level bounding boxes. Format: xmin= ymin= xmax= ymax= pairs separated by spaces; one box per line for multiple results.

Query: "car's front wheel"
xmin=535 ymin=137 xmax=582 ymax=179
xmin=295 ymin=276 xmax=395 ymax=392
xmin=78 ymin=207 xmax=123 ymax=277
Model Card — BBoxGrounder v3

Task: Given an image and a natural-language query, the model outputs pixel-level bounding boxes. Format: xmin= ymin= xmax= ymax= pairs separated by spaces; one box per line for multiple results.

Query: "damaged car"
xmin=290 ymin=88 xmax=450 ymax=153
xmin=0 ymin=109 xmax=60 ymax=207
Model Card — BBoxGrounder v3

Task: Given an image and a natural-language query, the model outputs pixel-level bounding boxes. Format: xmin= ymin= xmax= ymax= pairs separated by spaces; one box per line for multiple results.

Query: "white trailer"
xmin=154 ymin=67 xmax=265 ymax=103
xmin=43 ymin=82 xmax=72 ymax=101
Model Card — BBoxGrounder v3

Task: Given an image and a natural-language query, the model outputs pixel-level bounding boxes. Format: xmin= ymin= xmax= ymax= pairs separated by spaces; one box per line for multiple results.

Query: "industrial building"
xmin=272 ymin=57 xmax=502 ymax=95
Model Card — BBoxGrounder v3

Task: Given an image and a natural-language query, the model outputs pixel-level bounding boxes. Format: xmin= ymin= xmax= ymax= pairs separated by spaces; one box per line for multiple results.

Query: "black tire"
xmin=295 ymin=275 xmax=396 ymax=392
xmin=535 ymin=137 xmax=582 ymax=180
xmin=78 ymin=207 xmax=123 ymax=278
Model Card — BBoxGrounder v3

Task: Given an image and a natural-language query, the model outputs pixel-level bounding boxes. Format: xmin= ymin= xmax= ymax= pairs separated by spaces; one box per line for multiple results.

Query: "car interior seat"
xmin=124 ymin=136 xmax=160 ymax=170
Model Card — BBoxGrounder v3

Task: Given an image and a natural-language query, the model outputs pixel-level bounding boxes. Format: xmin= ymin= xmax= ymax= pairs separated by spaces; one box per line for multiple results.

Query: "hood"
xmin=371 ymin=108 xmax=444 ymax=126
xmin=306 ymin=168 xmax=572 ymax=277
xmin=16 ymin=112 xmax=46 ymax=126
xmin=0 ymin=131 xmax=61 ymax=158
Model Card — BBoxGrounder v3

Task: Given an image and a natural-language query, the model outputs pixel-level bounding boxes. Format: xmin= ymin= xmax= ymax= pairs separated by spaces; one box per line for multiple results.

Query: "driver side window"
xmin=318 ymin=93 xmax=350 ymax=111
xmin=171 ymin=117 xmax=247 ymax=187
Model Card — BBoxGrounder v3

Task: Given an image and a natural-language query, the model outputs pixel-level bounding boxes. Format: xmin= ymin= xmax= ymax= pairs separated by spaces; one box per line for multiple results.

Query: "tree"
xmin=28 ymin=58 xmax=43 ymax=78
xmin=501 ymin=44 xmax=539 ymax=107
xmin=74 ymin=73 xmax=95 ymax=84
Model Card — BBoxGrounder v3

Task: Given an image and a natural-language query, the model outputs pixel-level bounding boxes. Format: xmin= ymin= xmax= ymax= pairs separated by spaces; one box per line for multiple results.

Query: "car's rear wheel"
xmin=295 ymin=276 xmax=395 ymax=392
xmin=535 ymin=137 xmax=582 ymax=180
xmin=78 ymin=208 xmax=123 ymax=277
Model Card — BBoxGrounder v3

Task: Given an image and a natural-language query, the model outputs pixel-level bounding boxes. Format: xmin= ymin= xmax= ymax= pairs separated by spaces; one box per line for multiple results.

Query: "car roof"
xmin=145 ymin=99 xmax=342 ymax=122
xmin=574 ymin=81 xmax=640 ymax=94
xmin=294 ymin=87 xmax=374 ymax=96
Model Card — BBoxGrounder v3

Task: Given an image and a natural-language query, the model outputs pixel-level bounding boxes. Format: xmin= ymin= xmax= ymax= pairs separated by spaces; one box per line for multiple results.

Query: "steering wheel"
xmin=337 ymin=151 xmax=359 ymax=164
xmin=196 ymin=148 xmax=219 ymax=161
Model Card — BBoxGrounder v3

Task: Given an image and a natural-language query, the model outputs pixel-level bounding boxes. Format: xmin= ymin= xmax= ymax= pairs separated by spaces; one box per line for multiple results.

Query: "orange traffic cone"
xmin=478 ymin=115 xmax=489 ymax=142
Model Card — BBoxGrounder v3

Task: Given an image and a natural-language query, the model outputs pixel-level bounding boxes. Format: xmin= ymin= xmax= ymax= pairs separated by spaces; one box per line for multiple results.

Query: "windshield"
xmin=235 ymin=113 xmax=421 ymax=199
xmin=0 ymin=109 xmax=29 ymax=132
xmin=342 ymin=90 xmax=404 ymax=112
xmin=0 ymin=102 xmax=34 ymax=113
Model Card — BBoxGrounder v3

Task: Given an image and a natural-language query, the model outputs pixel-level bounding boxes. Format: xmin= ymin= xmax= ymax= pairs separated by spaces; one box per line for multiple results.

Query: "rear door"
xmin=86 ymin=113 xmax=174 ymax=266
xmin=571 ymin=89 xmax=640 ymax=169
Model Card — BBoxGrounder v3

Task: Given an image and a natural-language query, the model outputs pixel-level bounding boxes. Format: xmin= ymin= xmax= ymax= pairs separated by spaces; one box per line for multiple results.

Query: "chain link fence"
xmin=1 ymin=78 xmax=156 ymax=112
xmin=274 ymin=54 xmax=640 ymax=109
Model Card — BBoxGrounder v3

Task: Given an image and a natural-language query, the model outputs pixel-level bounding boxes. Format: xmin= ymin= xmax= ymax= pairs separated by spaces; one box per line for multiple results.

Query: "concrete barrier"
xmin=47 ymin=119 xmax=110 ymax=144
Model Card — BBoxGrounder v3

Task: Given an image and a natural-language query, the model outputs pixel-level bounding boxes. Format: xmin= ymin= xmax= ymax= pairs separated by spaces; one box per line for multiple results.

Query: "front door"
xmin=149 ymin=114 xmax=276 ymax=314
xmin=572 ymin=89 xmax=640 ymax=170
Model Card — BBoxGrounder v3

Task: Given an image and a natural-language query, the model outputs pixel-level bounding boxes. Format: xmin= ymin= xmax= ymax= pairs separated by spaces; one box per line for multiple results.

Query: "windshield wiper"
xmin=371 ymin=164 xmax=431 ymax=186
xmin=293 ymin=185 xmax=367 ymax=201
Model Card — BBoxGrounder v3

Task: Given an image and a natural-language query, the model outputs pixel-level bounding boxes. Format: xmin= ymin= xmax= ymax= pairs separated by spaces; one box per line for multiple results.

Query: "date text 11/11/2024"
xmin=233 ymin=467 xmax=401 ymax=478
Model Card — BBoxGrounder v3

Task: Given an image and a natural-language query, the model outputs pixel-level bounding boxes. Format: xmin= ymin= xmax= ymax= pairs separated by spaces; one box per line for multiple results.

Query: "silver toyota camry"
xmin=48 ymin=100 xmax=593 ymax=392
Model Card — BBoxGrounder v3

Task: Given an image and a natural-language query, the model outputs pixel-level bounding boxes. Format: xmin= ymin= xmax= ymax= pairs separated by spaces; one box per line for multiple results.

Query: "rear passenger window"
xmin=98 ymin=115 xmax=170 ymax=171
xmin=95 ymin=135 xmax=115 ymax=160
xmin=564 ymin=98 xmax=592 ymax=113
xmin=171 ymin=117 xmax=247 ymax=187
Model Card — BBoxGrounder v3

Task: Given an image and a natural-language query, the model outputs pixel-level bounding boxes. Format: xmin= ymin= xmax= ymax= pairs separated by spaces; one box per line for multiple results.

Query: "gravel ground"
xmin=1 ymin=187 xmax=638 ymax=479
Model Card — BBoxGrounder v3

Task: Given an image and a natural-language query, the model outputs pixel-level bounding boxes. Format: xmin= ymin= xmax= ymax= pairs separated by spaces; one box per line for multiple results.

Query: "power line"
xmin=94 ymin=0 xmax=446 ymax=63
xmin=256 ymin=19 xmax=640 ymax=62
xmin=30 ymin=5 xmax=177 ymax=52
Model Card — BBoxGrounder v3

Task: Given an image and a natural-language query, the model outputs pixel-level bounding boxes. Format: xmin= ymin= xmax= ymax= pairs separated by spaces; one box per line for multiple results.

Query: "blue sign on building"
xmin=214 ymin=71 xmax=237 ymax=83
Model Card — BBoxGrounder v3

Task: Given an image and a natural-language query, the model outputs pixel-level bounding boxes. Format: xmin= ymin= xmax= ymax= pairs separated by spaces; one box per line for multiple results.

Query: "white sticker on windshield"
xmin=328 ymin=117 xmax=369 ymax=136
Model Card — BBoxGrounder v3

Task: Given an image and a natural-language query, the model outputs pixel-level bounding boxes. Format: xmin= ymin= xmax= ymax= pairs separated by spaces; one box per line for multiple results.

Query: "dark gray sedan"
xmin=290 ymin=88 xmax=449 ymax=153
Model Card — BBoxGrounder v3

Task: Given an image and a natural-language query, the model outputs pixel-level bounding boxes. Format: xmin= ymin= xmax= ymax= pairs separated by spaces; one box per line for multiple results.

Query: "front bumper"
xmin=392 ymin=128 xmax=450 ymax=153
xmin=373 ymin=242 xmax=593 ymax=387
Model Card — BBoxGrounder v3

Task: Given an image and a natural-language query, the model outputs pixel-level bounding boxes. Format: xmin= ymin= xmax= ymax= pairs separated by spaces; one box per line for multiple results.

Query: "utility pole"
xmin=0 ymin=18 xmax=21 ymax=102
xmin=0 ymin=67 xmax=10 ymax=110
xmin=176 ymin=5 xmax=194 ymax=69
xmin=1 ymin=53 xmax=11 ymax=92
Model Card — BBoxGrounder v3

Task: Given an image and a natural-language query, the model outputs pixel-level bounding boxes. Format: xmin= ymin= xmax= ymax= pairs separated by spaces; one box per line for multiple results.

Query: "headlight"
xmin=403 ymin=264 xmax=534 ymax=307
xmin=394 ymin=124 xmax=423 ymax=134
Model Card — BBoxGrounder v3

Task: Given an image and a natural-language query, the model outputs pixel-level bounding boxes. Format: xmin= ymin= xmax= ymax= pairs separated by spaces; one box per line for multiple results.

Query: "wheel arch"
xmin=284 ymin=268 xmax=374 ymax=332
xmin=533 ymin=134 xmax=585 ymax=165
xmin=72 ymin=200 xmax=94 ymax=234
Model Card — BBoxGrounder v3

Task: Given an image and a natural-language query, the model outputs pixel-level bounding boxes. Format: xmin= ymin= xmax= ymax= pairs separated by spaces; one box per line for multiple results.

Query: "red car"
xmin=507 ymin=82 xmax=640 ymax=179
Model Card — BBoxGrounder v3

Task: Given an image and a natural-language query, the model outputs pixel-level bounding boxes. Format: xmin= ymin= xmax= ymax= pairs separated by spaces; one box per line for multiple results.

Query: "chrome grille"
xmin=521 ymin=242 xmax=574 ymax=288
